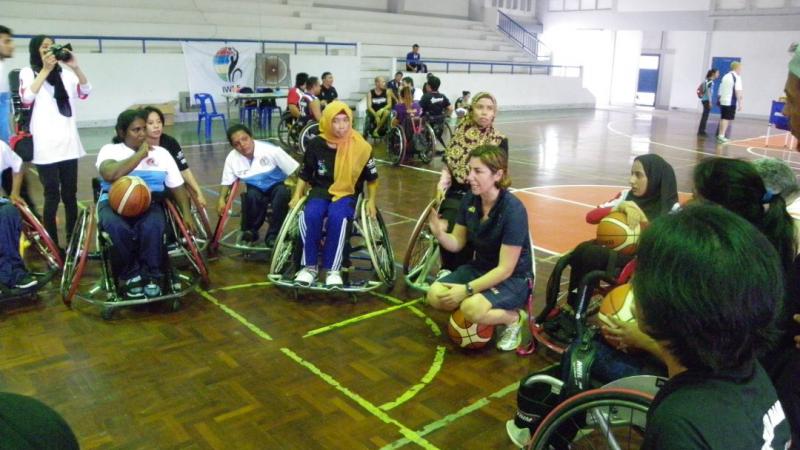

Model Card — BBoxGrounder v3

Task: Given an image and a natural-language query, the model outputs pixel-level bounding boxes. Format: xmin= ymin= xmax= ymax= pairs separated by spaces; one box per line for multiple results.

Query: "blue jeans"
xmin=98 ymin=201 xmax=166 ymax=281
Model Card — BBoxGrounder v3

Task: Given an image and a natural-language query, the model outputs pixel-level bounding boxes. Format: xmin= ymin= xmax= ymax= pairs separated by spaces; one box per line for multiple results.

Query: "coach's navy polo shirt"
xmin=456 ymin=189 xmax=532 ymax=278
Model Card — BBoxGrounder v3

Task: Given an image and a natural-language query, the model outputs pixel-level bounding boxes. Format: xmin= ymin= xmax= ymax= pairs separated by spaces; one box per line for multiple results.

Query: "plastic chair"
xmin=194 ymin=93 xmax=227 ymax=141
xmin=256 ymin=88 xmax=282 ymax=134
xmin=766 ymin=100 xmax=796 ymax=148
xmin=237 ymin=87 xmax=259 ymax=129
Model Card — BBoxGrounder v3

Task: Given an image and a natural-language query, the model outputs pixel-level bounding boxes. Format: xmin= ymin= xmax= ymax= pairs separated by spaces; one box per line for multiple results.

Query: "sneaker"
xmin=240 ymin=230 xmax=257 ymax=244
xmin=294 ymin=267 xmax=318 ymax=286
xmin=716 ymin=135 xmax=729 ymax=143
xmin=14 ymin=273 xmax=37 ymax=289
xmin=325 ymin=270 xmax=343 ymax=288
xmin=123 ymin=275 xmax=145 ymax=299
xmin=497 ymin=310 xmax=527 ymax=352
xmin=144 ymin=280 xmax=162 ymax=297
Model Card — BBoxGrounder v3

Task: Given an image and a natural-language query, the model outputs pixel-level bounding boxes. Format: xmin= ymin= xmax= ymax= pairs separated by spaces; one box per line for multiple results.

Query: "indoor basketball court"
xmin=1 ymin=0 xmax=799 ymax=448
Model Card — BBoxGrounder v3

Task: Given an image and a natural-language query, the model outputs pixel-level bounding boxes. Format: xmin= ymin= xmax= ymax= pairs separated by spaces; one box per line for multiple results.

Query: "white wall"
xmin=404 ymin=0 xmax=470 ymax=17
xmin=609 ymin=30 xmax=642 ymax=106
xmin=541 ymin=29 xmax=614 ymax=106
xmin=402 ymin=72 xmax=595 ymax=110
xmin=663 ymin=31 xmax=707 ymax=111
xmin=315 ymin=0 xmax=388 ymax=10
xmin=3 ymin=52 xmax=360 ymax=126
xmin=617 ymin=0 xmax=709 ymax=12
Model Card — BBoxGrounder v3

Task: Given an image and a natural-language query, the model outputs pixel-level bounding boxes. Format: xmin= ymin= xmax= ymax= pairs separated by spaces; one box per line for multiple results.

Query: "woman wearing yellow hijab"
xmin=289 ymin=101 xmax=379 ymax=287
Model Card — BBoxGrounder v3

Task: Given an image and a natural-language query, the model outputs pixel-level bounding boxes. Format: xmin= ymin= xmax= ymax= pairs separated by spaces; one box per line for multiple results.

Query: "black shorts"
xmin=440 ymin=264 xmax=529 ymax=310
xmin=720 ymin=105 xmax=736 ymax=120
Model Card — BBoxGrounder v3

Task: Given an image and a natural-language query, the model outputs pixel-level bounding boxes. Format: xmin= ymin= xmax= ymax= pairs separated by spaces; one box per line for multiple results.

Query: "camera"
xmin=49 ymin=43 xmax=73 ymax=62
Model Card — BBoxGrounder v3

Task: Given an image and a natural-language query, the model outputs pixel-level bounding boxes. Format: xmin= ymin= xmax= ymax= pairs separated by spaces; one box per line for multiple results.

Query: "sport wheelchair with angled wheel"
xmin=268 ymin=194 xmax=395 ymax=298
xmin=60 ymin=180 xmax=210 ymax=320
xmin=424 ymin=113 xmax=453 ymax=152
xmin=277 ymin=113 xmax=318 ymax=155
xmin=0 ymin=200 xmax=63 ymax=301
xmin=386 ymin=112 xmax=435 ymax=165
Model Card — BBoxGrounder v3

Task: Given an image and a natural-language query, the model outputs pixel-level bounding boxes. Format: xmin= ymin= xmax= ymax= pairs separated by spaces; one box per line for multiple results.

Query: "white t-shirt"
xmin=95 ymin=143 xmax=184 ymax=202
xmin=221 ymin=140 xmax=298 ymax=191
xmin=0 ymin=140 xmax=23 ymax=204
xmin=718 ymin=71 xmax=743 ymax=106
xmin=19 ymin=66 xmax=92 ymax=165
xmin=0 ymin=60 xmax=8 ymax=94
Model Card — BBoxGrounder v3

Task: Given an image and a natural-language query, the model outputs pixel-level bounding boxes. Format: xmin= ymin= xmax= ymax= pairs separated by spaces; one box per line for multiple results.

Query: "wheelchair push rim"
xmin=387 ymin=127 xmax=405 ymax=166
xmin=165 ymin=199 xmax=210 ymax=286
xmin=269 ymin=195 xmax=306 ymax=277
xmin=403 ymin=198 xmax=441 ymax=292
xmin=298 ymin=122 xmax=319 ymax=155
xmin=16 ymin=200 xmax=63 ymax=270
xmin=361 ymin=200 xmax=396 ymax=286
xmin=210 ymin=179 xmax=241 ymax=256
xmin=61 ymin=206 xmax=94 ymax=307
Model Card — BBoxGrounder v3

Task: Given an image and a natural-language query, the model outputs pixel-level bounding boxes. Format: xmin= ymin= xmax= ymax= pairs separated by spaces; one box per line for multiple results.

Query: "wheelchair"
xmin=363 ymin=109 xmax=392 ymax=142
xmin=402 ymin=198 xmax=441 ymax=292
xmin=386 ymin=112 xmax=435 ymax=165
xmin=209 ymin=179 xmax=288 ymax=258
xmin=424 ymin=114 xmax=453 ymax=152
xmin=277 ymin=112 xmax=318 ymax=155
xmin=522 ymin=248 xmax=636 ymax=356
xmin=60 ymin=180 xmax=210 ymax=320
xmin=0 ymin=201 xmax=62 ymax=301
xmin=268 ymin=194 xmax=395 ymax=297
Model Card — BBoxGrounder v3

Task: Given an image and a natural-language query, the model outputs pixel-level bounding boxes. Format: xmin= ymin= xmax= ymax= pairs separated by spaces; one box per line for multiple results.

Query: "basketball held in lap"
xmin=109 ymin=176 xmax=151 ymax=218
xmin=596 ymin=211 xmax=640 ymax=256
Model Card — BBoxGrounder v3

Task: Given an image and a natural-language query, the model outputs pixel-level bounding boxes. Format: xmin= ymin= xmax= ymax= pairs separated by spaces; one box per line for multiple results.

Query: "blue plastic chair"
xmin=237 ymin=87 xmax=259 ymax=129
xmin=765 ymin=100 xmax=795 ymax=148
xmin=194 ymin=93 xmax=227 ymax=141
xmin=256 ymin=87 xmax=282 ymax=134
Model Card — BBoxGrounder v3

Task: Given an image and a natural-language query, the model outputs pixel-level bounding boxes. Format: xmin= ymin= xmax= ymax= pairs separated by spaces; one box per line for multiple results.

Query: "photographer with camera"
xmin=19 ymin=35 xmax=91 ymax=250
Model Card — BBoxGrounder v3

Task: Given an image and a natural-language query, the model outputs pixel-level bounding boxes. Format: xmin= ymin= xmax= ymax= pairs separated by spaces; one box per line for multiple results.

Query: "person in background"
xmin=0 ymin=25 xmax=13 ymax=143
xmin=300 ymin=76 xmax=322 ymax=122
xmin=406 ymin=44 xmax=427 ymax=73
xmin=365 ymin=76 xmax=395 ymax=138
xmin=287 ymin=72 xmax=309 ymax=120
xmin=717 ymin=61 xmax=743 ymax=143
xmin=387 ymin=71 xmax=403 ymax=98
xmin=19 ymin=35 xmax=91 ymax=250
xmin=697 ymin=68 xmax=718 ymax=136
xmin=319 ymin=71 xmax=338 ymax=108
xmin=402 ymin=76 xmax=422 ymax=101
xmin=0 ymin=140 xmax=37 ymax=290
xmin=454 ymin=90 xmax=471 ymax=119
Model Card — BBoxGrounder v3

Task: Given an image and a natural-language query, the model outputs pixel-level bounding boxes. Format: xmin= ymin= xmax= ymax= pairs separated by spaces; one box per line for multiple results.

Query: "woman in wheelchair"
xmin=95 ymin=109 xmax=194 ymax=299
xmin=426 ymin=145 xmax=531 ymax=352
xmin=0 ymin=141 xmax=37 ymax=291
xmin=437 ymin=92 xmax=507 ymax=272
xmin=635 ymin=205 xmax=791 ymax=449
xmin=392 ymin=86 xmax=421 ymax=128
xmin=218 ymin=124 xmax=298 ymax=248
xmin=364 ymin=76 xmax=395 ymax=139
xmin=290 ymin=101 xmax=378 ymax=287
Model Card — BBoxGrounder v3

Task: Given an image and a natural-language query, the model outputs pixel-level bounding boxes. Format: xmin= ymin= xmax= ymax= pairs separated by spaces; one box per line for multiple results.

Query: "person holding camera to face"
xmin=18 ymin=35 xmax=91 ymax=250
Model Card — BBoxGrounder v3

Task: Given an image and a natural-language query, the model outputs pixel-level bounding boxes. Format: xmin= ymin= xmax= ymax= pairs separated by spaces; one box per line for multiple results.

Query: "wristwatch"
xmin=465 ymin=283 xmax=474 ymax=296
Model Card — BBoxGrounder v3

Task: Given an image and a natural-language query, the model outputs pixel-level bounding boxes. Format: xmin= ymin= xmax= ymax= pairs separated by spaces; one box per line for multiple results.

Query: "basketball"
xmin=596 ymin=211 xmax=640 ymax=256
xmin=447 ymin=309 xmax=495 ymax=349
xmin=108 ymin=176 xmax=151 ymax=218
xmin=598 ymin=283 xmax=637 ymax=348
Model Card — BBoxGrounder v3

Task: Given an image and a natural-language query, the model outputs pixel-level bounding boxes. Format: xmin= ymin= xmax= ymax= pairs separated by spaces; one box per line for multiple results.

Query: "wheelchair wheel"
xmin=387 ymin=127 xmax=405 ymax=166
xmin=277 ymin=114 xmax=294 ymax=150
xmin=416 ymin=124 xmax=436 ymax=164
xmin=191 ymin=195 xmax=212 ymax=245
xmin=17 ymin=201 xmax=63 ymax=269
xmin=527 ymin=388 xmax=652 ymax=450
xmin=361 ymin=202 xmax=396 ymax=285
xmin=298 ymin=122 xmax=319 ymax=155
xmin=61 ymin=207 xmax=94 ymax=307
xmin=210 ymin=179 xmax=241 ymax=255
xmin=165 ymin=199 xmax=209 ymax=286
xmin=435 ymin=121 xmax=453 ymax=150
xmin=270 ymin=196 xmax=307 ymax=277
xmin=403 ymin=199 xmax=440 ymax=291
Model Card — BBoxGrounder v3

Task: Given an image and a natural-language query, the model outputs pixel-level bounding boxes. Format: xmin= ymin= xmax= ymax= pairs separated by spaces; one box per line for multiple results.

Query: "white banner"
xmin=181 ymin=42 xmax=260 ymax=104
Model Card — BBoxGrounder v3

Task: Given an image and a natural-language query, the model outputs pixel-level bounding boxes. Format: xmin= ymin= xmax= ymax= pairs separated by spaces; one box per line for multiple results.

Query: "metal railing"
xmin=16 ymin=34 xmax=358 ymax=56
xmin=398 ymin=58 xmax=580 ymax=77
xmin=497 ymin=11 xmax=551 ymax=61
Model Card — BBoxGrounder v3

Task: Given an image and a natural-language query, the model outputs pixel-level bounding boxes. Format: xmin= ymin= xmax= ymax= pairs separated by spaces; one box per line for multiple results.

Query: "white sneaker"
xmin=294 ymin=267 xmax=317 ymax=286
xmin=497 ymin=310 xmax=527 ymax=351
xmin=435 ymin=269 xmax=452 ymax=280
xmin=325 ymin=270 xmax=343 ymax=288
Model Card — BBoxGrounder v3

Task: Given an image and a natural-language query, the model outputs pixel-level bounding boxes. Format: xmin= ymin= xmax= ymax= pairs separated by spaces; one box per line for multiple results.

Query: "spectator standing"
xmin=717 ymin=61 xmax=743 ymax=143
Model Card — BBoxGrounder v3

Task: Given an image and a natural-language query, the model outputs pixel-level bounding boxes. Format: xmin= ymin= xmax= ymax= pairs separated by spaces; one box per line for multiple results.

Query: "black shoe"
xmin=123 ymin=275 xmax=145 ymax=299
xmin=265 ymin=235 xmax=277 ymax=249
xmin=14 ymin=273 xmax=38 ymax=289
xmin=240 ymin=230 xmax=257 ymax=244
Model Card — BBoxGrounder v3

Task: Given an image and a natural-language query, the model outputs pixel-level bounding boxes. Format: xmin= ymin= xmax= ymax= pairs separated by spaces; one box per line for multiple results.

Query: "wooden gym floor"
xmin=1 ymin=107 xmax=793 ymax=449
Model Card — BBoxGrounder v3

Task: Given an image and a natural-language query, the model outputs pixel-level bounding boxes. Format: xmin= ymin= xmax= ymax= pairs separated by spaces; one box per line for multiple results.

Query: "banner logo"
xmin=213 ymin=47 xmax=243 ymax=83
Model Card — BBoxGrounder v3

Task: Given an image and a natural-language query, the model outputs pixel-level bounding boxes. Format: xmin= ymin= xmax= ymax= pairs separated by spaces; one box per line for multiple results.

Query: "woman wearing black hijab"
xmin=18 ymin=35 xmax=91 ymax=249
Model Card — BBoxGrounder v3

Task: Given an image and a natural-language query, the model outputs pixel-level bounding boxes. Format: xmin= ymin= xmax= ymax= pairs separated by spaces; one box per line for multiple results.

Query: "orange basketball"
xmin=596 ymin=211 xmax=640 ymax=256
xmin=598 ymin=283 xmax=637 ymax=349
xmin=447 ymin=309 xmax=495 ymax=349
xmin=109 ymin=176 xmax=151 ymax=218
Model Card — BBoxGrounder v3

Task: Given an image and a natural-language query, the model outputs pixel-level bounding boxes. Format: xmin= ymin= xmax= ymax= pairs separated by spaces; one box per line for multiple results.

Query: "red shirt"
xmin=287 ymin=87 xmax=302 ymax=106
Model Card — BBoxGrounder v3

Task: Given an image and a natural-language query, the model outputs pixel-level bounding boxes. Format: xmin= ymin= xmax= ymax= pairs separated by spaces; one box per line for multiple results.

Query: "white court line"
xmin=606 ymin=121 xmax=718 ymax=157
xmin=513 ymin=184 xmax=626 ymax=191
xmin=375 ymin=159 xmax=440 ymax=175
xmin=514 ymin=190 xmax=596 ymax=208
xmin=380 ymin=209 xmax=417 ymax=222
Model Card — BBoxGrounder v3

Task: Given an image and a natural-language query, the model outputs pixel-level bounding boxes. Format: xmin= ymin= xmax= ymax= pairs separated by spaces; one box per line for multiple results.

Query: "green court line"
xmin=379 ymin=382 xmax=519 ymax=450
xmin=379 ymin=345 xmax=446 ymax=411
xmin=373 ymin=293 xmax=441 ymax=337
xmin=281 ymin=347 xmax=440 ymax=450
xmin=380 ymin=362 xmax=559 ymax=450
xmin=302 ymin=298 xmax=423 ymax=338
xmin=196 ymin=289 xmax=273 ymax=340
xmin=207 ymin=281 xmax=273 ymax=293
